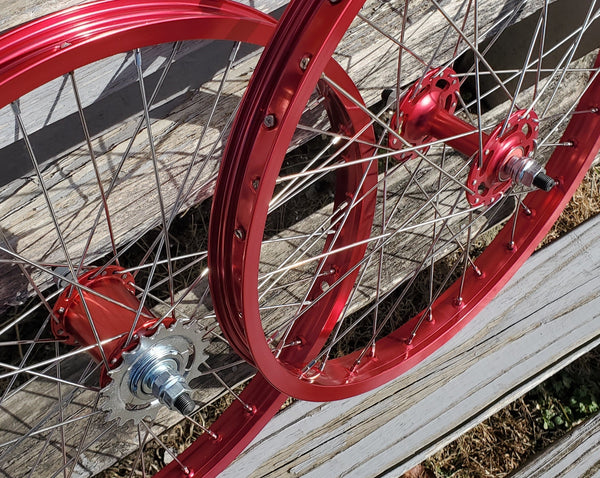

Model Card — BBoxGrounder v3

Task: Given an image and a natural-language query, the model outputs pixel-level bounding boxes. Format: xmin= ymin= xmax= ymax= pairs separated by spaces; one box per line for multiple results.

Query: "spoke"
xmin=497 ymin=4 xmax=545 ymax=137
xmin=10 ymin=101 xmax=112 ymax=371
xmin=204 ymin=364 xmax=254 ymax=413
xmin=462 ymin=9 xmax=600 ymax=113
xmin=132 ymin=424 xmax=151 ymax=478
xmin=322 ymin=73 xmax=477 ymax=195
xmin=50 ymin=421 xmax=119 ymax=478
xmin=538 ymin=65 xmax=600 ymax=147
xmin=0 ymin=245 xmax=151 ymax=318
xmin=473 ymin=0 xmax=484 ymax=167
xmin=296 ymin=123 xmax=392 ymax=151
xmin=267 ymin=164 xmax=480 ymax=341
xmin=56 ymin=342 xmax=68 ymax=478
xmin=69 ymin=70 xmax=119 ymax=272
xmin=64 ymin=394 xmax=101 ymax=478
xmin=185 ymin=415 xmax=219 ymax=440
xmin=0 ymin=333 xmax=125 ymax=381
xmin=141 ymin=421 xmax=191 ymax=476
xmin=533 ymin=0 xmax=550 ymax=99
xmin=134 ymin=47 xmax=176 ymax=310
xmin=356 ymin=12 xmax=427 ymax=66
xmin=539 ymin=1 xmax=599 ymax=118
xmin=523 ymin=4 xmax=599 ymax=120
xmin=396 ymin=0 xmax=410 ymax=121
xmin=87 ymin=42 xmax=182 ymax=274
xmin=0 ymin=409 xmax=104 ymax=449
xmin=430 ymin=0 xmax=514 ymax=102
xmin=120 ymin=251 xmax=208 ymax=274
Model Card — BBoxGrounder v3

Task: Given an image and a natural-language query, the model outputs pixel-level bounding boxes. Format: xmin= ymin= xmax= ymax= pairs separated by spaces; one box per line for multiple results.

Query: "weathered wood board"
xmin=0 ymin=0 xmax=599 ymax=477
xmin=510 ymin=412 xmax=600 ymax=478
xmin=221 ymin=212 xmax=600 ymax=477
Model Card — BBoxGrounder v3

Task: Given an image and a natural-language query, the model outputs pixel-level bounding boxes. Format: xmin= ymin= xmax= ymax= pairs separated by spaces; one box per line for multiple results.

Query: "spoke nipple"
xmin=234 ymin=228 xmax=245 ymax=240
xmin=508 ymin=241 xmax=515 ymax=251
xmin=532 ymin=172 xmax=556 ymax=192
xmin=299 ymin=55 xmax=311 ymax=71
xmin=174 ymin=392 xmax=196 ymax=416
xmin=453 ymin=297 xmax=463 ymax=307
xmin=263 ymin=114 xmax=277 ymax=129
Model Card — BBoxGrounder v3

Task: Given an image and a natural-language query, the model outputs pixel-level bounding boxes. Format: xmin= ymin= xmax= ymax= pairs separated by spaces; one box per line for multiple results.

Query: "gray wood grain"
xmin=221 ymin=212 xmax=600 ymax=478
xmin=510 ymin=413 xmax=600 ymax=478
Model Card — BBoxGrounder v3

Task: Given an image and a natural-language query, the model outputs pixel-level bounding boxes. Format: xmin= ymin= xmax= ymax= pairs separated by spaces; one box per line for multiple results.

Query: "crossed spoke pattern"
xmin=210 ymin=0 xmax=600 ymax=401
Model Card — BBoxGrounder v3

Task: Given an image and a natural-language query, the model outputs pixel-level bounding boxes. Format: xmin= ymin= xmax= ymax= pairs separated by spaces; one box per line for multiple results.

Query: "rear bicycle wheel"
xmin=210 ymin=0 xmax=600 ymax=401
xmin=0 ymin=2 xmax=286 ymax=477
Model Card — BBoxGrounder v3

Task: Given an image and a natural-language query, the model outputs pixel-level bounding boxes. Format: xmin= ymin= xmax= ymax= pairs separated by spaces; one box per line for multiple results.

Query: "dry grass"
xmin=421 ymin=164 xmax=600 ymax=478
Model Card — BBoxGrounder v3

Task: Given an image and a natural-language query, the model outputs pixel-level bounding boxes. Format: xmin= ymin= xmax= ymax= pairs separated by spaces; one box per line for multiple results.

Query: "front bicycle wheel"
xmin=210 ymin=0 xmax=600 ymax=401
xmin=0 ymin=2 xmax=287 ymax=477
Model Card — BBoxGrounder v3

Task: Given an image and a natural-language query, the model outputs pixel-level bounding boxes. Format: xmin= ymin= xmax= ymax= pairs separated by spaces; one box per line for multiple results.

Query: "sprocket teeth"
xmin=99 ymin=318 xmax=209 ymax=425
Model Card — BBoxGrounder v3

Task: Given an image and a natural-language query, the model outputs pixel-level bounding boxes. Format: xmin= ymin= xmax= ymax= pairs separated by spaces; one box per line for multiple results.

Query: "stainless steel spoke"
xmin=357 ymin=12 xmax=427 ymax=66
xmin=140 ymin=421 xmax=191 ymax=476
xmin=134 ymin=48 xmax=176 ymax=309
xmin=10 ymin=101 xmax=112 ymax=371
xmin=49 ymin=421 xmax=119 ymax=478
xmin=0 ymin=333 xmax=125 ymax=381
xmin=534 ymin=0 xmax=550 ymax=100
xmin=322 ymin=73 xmax=477 ymax=195
xmin=430 ymin=0 xmax=515 ymax=102
xmin=539 ymin=2 xmax=598 ymax=118
xmin=203 ymin=364 xmax=254 ymax=414
xmin=64 ymin=393 xmax=101 ymax=478
xmin=267 ymin=163 xmax=479 ymax=341
xmin=538 ymin=66 xmax=600 ymax=147
xmin=69 ymin=70 xmax=119 ymax=273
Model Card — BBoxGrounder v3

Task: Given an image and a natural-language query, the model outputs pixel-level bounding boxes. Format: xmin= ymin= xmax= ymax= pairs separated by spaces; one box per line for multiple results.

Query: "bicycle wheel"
xmin=0 ymin=2 xmax=287 ymax=477
xmin=210 ymin=0 xmax=600 ymax=401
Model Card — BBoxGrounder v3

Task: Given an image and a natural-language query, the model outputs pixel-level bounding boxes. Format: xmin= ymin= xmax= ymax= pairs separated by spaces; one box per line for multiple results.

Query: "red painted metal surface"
xmin=466 ymin=110 xmax=538 ymax=206
xmin=52 ymin=266 xmax=166 ymax=368
xmin=209 ymin=0 xmax=600 ymax=401
xmin=390 ymin=68 xmax=462 ymax=161
xmin=0 ymin=0 xmax=275 ymax=106
xmin=0 ymin=2 xmax=285 ymax=477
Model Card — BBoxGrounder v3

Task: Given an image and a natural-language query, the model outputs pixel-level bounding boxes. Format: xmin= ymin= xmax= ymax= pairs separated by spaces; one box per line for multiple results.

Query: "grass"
xmin=412 ymin=164 xmax=600 ymax=478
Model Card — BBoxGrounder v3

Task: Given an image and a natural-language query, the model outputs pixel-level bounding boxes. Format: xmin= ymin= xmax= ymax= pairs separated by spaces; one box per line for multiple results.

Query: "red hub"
xmin=389 ymin=68 xmax=460 ymax=161
xmin=52 ymin=266 xmax=173 ymax=385
xmin=391 ymin=67 xmax=539 ymax=206
xmin=467 ymin=111 xmax=538 ymax=206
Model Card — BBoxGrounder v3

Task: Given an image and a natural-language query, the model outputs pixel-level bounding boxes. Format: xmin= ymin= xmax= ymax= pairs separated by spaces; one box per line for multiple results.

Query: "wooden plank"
xmin=221 ymin=212 xmax=600 ymax=478
xmin=510 ymin=413 xmax=600 ymax=478
xmin=0 ymin=1 xmax=596 ymax=476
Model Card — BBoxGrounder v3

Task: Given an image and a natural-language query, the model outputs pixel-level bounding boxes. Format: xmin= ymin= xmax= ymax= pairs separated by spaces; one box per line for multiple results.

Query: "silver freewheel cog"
xmin=100 ymin=320 xmax=208 ymax=425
